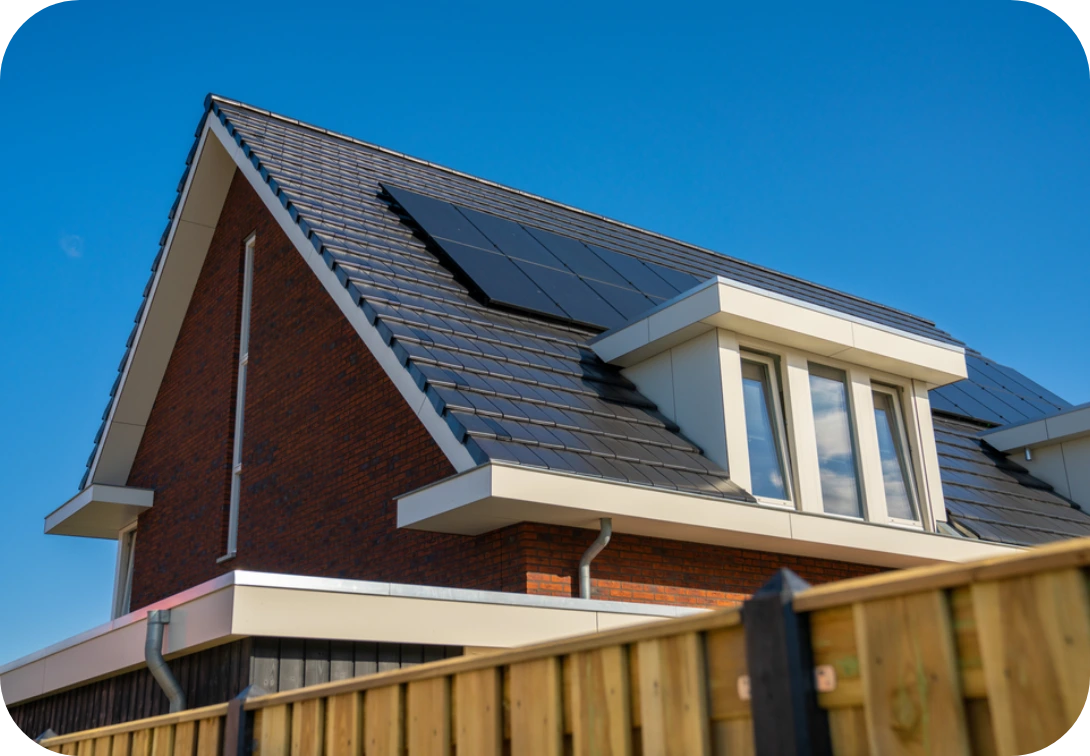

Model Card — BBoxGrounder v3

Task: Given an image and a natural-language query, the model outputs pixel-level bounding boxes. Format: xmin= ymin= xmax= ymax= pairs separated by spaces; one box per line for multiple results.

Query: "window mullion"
xmin=782 ymin=352 xmax=823 ymax=514
xmin=847 ymin=369 xmax=888 ymax=524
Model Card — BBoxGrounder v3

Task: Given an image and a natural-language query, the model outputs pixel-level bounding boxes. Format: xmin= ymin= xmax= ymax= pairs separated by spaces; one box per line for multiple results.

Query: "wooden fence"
xmin=39 ymin=537 xmax=1090 ymax=755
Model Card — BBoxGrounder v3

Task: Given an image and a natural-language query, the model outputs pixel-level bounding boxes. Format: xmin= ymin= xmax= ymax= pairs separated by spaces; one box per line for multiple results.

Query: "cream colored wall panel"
xmin=622 ymin=350 xmax=676 ymax=421
xmin=1063 ymin=437 xmax=1090 ymax=506
xmin=669 ymin=331 xmax=729 ymax=470
xmin=231 ymin=587 xmax=604 ymax=648
xmin=716 ymin=331 xmax=751 ymax=490
xmin=1016 ymin=445 xmax=1073 ymax=500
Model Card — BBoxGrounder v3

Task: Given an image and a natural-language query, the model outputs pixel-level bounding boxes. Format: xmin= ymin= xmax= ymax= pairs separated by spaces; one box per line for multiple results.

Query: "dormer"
xmin=592 ymin=276 xmax=968 ymax=532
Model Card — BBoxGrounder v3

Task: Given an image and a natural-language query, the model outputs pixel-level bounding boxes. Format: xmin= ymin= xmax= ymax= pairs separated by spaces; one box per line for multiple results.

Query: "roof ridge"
xmin=206 ymin=94 xmax=943 ymax=330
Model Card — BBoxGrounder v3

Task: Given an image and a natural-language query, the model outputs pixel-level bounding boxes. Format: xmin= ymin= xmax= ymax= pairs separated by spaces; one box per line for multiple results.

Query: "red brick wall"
xmin=126 ymin=170 xmax=878 ymax=611
xmin=519 ymin=524 xmax=877 ymax=607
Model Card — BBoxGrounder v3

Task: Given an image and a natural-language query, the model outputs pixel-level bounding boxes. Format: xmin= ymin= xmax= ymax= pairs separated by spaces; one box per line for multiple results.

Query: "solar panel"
xmin=646 ymin=261 xmax=702 ymax=293
xmin=523 ymin=227 xmax=630 ymax=286
xmin=385 ymin=184 xmax=496 ymax=251
xmin=586 ymin=245 xmax=681 ymax=299
xmin=429 ymin=238 xmax=566 ymax=319
xmin=384 ymin=183 xmax=700 ymax=330
xmin=583 ymin=279 xmax=658 ymax=319
xmin=458 ymin=207 xmax=567 ymax=270
xmin=510 ymin=259 xmax=627 ymax=329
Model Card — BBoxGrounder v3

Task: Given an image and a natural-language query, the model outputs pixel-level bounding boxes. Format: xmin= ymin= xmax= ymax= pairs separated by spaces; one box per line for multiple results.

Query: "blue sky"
xmin=0 ymin=0 xmax=1087 ymax=664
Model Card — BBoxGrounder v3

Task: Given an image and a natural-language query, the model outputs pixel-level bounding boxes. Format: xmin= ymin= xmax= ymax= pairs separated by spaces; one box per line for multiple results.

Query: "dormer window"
xmin=593 ymin=275 xmax=967 ymax=534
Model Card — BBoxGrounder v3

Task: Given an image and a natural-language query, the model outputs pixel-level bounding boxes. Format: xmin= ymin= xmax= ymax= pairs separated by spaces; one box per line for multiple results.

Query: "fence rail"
xmin=39 ymin=537 xmax=1090 ymax=755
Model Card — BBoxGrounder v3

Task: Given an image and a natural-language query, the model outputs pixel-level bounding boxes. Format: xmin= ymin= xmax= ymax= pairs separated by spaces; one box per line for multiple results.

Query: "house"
xmin=6 ymin=95 xmax=1090 ymax=738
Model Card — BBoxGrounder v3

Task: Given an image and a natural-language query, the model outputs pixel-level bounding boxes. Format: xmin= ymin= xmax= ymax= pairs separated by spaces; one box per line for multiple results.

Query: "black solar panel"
xmin=385 ymin=185 xmax=495 ymax=251
xmin=384 ymin=183 xmax=691 ymax=330
xmin=930 ymin=352 xmax=1071 ymax=427
xmin=428 ymin=238 xmax=566 ymax=320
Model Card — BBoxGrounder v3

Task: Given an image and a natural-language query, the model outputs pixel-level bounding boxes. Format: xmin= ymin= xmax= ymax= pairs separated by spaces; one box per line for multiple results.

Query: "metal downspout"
xmin=579 ymin=518 xmax=613 ymax=600
xmin=146 ymin=610 xmax=186 ymax=713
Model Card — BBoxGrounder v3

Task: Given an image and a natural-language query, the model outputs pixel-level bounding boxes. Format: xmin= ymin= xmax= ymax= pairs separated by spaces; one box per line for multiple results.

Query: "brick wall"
xmin=126 ymin=170 xmax=878 ymax=611
xmin=519 ymin=524 xmax=876 ymax=606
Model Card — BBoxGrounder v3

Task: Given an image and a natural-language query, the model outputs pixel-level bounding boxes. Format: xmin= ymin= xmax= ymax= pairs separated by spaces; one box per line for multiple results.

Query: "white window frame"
xmin=739 ymin=351 xmax=794 ymax=507
xmin=221 ymin=234 xmax=255 ymax=561
xmin=807 ymin=361 xmax=868 ymax=521
xmin=871 ymin=382 xmax=923 ymax=528
xmin=729 ymin=333 xmax=936 ymax=531
xmin=111 ymin=522 xmax=138 ymax=619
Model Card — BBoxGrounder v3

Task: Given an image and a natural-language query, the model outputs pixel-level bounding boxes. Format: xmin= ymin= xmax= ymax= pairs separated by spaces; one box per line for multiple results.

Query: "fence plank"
xmin=571 ymin=646 xmax=632 ymax=756
xmin=854 ymin=591 xmax=971 ymax=755
xmin=78 ymin=740 xmax=95 ymax=756
xmin=710 ymin=720 xmax=755 ymax=756
xmin=131 ymin=729 xmax=152 ymax=756
xmin=406 ymin=677 xmax=451 ymax=756
xmin=705 ymin=626 xmax=750 ymax=722
xmin=151 ymin=726 xmax=174 ymax=756
xmin=92 ymin=737 xmax=113 ymax=756
xmin=810 ymin=605 xmax=863 ymax=709
xmin=110 ymin=733 xmax=132 ymax=756
xmin=827 ymin=707 xmax=868 ymax=756
xmin=195 ymin=718 xmax=221 ymax=756
xmin=509 ymin=657 xmax=563 ymax=756
xmin=638 ymin=632 xmax=710 ymax=756
xmin=324 ymin=693 xmax=362 ymax=756
xmin=949 ymin=587 xmax=986 ymax=699
xmin=453 ymin=668 xmax=502 ymax=756
xmin=964 ymin=700 xmax=997 ymax=756
xmin=364 ymin=685 xmax=403 ymax=756
xmin=173 ymin=722 xmax=197 ymax=756
xmin=255 ymin=705 xmax=291 ymax=756
xmin=290 ymin=699 xmax=324 ymax=756
xmin=972 ymin=568 xmax=1090 ymax=755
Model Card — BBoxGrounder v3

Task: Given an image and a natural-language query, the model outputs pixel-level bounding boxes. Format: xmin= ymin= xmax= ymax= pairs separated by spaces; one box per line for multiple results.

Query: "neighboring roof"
xmin=934 ymin=415 xmax=1090 ymax=545
xmin=78 ymin=95 xmax=1090 ymax=547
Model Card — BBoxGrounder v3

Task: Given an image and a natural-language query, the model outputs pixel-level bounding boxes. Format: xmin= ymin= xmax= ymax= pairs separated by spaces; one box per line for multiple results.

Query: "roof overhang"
xmin=590 ymin=276 xmax=968 ymax=386
xmin=44 ymin=485 xmax=153 ymax=539
xmin=397 ymin=463 xmax=1018 ymax=568
xmin=982 ymin=403 xmax=1090 ymax=452
xmin=0 ymin=570 xmax=695 ymax=706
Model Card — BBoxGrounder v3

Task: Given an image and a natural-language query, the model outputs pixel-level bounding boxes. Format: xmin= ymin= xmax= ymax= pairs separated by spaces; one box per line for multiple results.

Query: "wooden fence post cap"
xmin=750 ymin=568 xmax=812 ymax=606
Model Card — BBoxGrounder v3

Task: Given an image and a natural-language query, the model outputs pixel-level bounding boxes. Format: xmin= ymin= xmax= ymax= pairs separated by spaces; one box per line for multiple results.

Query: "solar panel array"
xmin=930 ymin=352 xmax=1071 ymax=427
xmin=383 ymin=184 xmax=701 ymax=330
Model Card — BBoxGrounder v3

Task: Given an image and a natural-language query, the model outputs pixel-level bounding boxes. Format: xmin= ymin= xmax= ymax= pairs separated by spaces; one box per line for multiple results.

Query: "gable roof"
xmin=79 ymin=95 xmax=1089 ymax=547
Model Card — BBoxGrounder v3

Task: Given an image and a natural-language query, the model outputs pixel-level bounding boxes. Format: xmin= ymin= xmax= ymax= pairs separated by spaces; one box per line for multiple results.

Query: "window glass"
xmin=808 ymin=364 xmax=863 ymax=517
xmin=741 ymin=359 xmax=788 ymax=500
xmin=873 ymin=389 xmax=918 ymax=520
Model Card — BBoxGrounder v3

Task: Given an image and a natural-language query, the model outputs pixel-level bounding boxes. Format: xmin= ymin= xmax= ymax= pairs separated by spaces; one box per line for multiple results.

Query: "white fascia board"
xmin=397 ymin=463 xmax=1020 ymax=568
xmin=0 ymin=570 xmax=693 ymax=705
xmin=982 ymin=403 xmax=1090 ymax=452
xmin=87 ymin=116 xmax=237 ymax=486
xmin=591 ymin=277 xmax=968 ymax=386
xmin=205 ymin=115 xmax=476 ymax=473
xmin=43 ymin=485 xmax=154 ymax=539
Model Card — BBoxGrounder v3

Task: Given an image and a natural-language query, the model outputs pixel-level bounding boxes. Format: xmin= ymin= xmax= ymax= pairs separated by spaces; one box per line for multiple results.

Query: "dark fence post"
xmin=743 ymin=568 xmax=832 ymax=756
xmin=222 ymin=685 xmax=264 ymax=756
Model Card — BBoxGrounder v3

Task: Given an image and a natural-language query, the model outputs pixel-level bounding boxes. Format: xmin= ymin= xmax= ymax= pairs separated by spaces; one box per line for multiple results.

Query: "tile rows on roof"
xmin=217 ymin=101 xmax=959 ymax=345
xmin=211 ymin=100 xmax=754 ymax=502
xmin=934 ymin=416 xmax=1090 ymax=546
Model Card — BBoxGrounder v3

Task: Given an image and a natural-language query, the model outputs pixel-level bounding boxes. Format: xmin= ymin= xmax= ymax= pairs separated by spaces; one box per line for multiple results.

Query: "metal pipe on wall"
xmin=578 ymin=518 xmax=613 ymax=600
xmin=145 ymin=610 xmax=186 ymax=713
